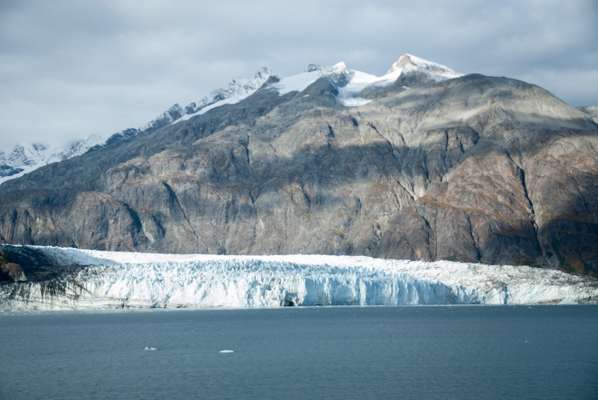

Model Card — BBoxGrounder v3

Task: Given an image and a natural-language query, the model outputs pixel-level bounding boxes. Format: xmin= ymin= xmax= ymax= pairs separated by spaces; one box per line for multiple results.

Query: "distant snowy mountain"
xmin=0 ymin=135 xmax=104 ymax=185
xmin=0 ymin=55 xmax=462 ymax=186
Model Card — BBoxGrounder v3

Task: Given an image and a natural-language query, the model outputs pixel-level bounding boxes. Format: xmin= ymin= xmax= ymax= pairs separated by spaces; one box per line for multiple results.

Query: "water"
xmin=1 ymin=306 xmax=597 ymax=400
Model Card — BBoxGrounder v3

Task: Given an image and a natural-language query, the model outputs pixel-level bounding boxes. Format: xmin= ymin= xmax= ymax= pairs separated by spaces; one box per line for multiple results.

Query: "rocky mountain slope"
xmin=0 ymin=54 xmax=596 ymax=276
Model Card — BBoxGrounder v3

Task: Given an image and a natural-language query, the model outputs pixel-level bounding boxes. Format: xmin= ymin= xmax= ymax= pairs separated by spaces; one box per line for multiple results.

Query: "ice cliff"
xmin=1 ymin=246 xmax=596 ymax=311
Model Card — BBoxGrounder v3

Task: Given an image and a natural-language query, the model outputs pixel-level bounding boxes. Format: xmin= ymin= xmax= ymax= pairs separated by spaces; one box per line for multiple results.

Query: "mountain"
xmin=0 ymin=56 xmax=455 ymax=183
xmin=0 ymin=136 xmax=104 ymax=184
xmin=0 ymin=54 xmax=596 ymax=276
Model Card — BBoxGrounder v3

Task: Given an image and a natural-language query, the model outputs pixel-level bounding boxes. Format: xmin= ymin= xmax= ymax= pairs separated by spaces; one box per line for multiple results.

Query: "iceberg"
xmin=0 ymin=246 xmax=596 ymax=311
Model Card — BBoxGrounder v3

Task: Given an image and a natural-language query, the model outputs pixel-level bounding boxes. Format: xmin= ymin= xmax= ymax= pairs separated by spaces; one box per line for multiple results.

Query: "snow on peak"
xmin=387 ymin=53 xmax=462 ymax=80
xmin=0 ymin=68 xmax=273 ymax=185
xmin=304 ymin=62 xmax=349 ymax=74
xmin=0 ymin=134 xmax=105 ymax=185
xmin=272 ymin=61 xmax=351 ymax=96
xmin=331 ymin=54 xmax=462 ymax=107
xmin=173 ymin=67 xmax=273 ymax=124
xmin=0 ymin=54 xmax=462 ymax=185
xmin=141 ymin=104 xmax=185 ymax=131
xmin=272 ymin=54 xmax=462 ymax=107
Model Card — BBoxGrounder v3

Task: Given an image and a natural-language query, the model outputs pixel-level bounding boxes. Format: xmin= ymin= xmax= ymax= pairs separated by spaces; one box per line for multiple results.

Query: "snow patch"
xmin=272 ymin=62 xmax=350 ymax=95
xmin=339 ymin=97 xmax=372 ymax=107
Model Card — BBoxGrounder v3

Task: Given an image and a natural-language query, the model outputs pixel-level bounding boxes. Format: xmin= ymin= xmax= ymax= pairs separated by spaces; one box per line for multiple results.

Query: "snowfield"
xmin=1 ymin=246 xmax=597 ymax=311
xmin=272 ymin=54 xmax=462 ymax=107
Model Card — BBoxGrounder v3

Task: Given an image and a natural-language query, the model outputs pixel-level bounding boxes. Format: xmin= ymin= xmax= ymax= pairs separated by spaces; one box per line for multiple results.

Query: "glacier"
xmin=1 ymin=246 xmax=597 ymax=311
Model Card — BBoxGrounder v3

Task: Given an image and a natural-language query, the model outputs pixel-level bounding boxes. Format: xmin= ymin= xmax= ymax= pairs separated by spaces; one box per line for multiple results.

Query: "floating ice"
xmin=144 ymin=347 xmax=157 ymax=351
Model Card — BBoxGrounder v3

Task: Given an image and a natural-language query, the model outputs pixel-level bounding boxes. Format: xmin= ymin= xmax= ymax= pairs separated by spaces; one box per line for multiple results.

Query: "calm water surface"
xmin=1 ymin=305 xmax=597 ymax=400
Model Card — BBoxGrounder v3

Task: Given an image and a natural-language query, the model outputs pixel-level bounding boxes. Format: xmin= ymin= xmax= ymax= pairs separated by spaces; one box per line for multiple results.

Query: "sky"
xmin=1 ymin=0 xmax=597 ymax=152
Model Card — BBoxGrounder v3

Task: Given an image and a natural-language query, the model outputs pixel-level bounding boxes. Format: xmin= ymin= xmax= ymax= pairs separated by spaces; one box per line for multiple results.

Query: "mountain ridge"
xmin=0 ymin=67 xmax=277 ymax=184
xmin=0 ymin=54 xmax=462 ymax=184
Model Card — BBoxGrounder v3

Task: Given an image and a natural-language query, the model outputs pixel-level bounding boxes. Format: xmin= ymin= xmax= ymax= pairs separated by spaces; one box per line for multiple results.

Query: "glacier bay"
xmin=1 ymin=246 xmax=597 ymax=311
xmin=3 ymin=306 xmax=598 ymax=400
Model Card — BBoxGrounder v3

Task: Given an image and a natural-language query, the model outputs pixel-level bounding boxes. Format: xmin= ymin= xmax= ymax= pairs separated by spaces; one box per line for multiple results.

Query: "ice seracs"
xmin=1 ymin=246 xmax=596 ymax=311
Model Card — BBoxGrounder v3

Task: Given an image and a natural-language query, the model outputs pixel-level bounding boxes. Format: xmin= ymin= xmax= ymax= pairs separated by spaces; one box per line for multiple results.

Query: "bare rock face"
xmin=0 ymin=62 xmax=597 ymax=276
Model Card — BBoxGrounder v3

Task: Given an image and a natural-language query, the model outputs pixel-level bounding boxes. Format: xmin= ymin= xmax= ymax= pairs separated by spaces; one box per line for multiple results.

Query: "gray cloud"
xmin=1 ymin=0 xmax=597 ymax=151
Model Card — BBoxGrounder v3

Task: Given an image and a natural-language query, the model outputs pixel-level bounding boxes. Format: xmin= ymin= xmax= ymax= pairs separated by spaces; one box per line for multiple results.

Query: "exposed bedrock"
xmin=0 ymin=73 xmax=597 ymax=275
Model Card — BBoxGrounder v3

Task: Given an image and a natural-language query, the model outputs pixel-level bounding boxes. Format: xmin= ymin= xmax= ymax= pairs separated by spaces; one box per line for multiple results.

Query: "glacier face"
xmin=1 ymin=246 xmax=597 ymax=311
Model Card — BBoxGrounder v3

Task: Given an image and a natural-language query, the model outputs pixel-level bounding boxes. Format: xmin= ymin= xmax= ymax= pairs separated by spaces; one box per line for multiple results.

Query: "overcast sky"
xmin=1 ymin=0 xmax=597 ymax=152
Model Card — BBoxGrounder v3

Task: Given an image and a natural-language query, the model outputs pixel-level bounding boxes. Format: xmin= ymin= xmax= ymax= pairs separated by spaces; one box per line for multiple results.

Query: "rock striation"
xmin=0 ymin=54 xmax=597 ymax=275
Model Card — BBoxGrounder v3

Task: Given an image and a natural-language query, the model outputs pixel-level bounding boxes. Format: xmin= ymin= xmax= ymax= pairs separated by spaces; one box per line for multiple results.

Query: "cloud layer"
xmin=1 ymin=0 xmax=597 ymax=150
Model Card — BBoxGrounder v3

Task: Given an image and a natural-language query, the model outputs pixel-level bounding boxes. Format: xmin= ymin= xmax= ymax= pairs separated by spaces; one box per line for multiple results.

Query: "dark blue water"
xmin=1 ymin=306 xmax=597 ymax=400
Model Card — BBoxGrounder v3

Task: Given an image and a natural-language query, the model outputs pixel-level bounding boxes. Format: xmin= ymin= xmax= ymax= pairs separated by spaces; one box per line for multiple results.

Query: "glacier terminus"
xmin=1 ymin=245 xmax=597 ymax=311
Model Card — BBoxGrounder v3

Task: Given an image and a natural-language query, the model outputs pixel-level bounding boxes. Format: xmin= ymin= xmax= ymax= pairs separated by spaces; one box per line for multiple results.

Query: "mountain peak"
xmin=386 ymin=54 xmax=462 ymax=80
xmin=387 ymin=53 xmax=416 ymax=74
